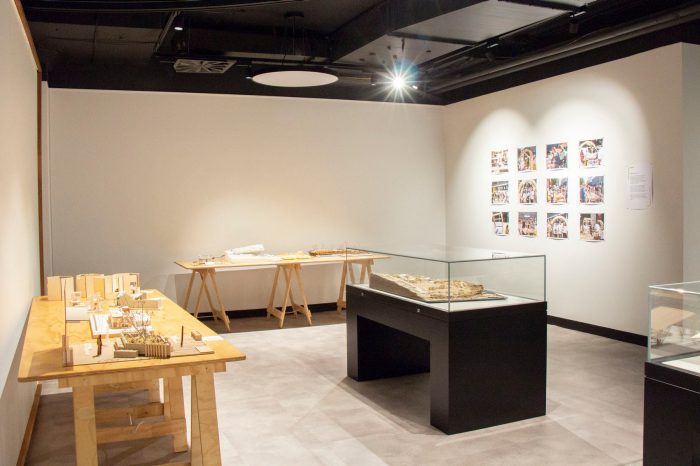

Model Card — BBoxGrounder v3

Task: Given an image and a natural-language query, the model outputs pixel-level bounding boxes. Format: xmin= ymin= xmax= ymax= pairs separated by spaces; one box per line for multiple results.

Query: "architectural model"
xmin=369 ymin=273 xmax=503 ymax=302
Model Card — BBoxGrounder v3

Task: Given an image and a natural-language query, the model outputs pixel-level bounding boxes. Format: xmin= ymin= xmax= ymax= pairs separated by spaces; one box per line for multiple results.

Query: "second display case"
xmin=346 ymin=245 xmax=547 ymax=434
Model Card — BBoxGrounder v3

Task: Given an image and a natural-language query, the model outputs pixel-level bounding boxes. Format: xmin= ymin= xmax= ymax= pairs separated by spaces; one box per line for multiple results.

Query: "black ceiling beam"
xmin=22 ymin=0 xmax=304 ymax=13
xmin=388 ymin=31 xmax=477 ymax=46
xmin=329 ymin=0 xmax=486 ymax=61
xmin=157 ymin=26 xmax=330 ymax=59
xmin=25 ymin=10 xmax=167 ymax=28
xmin=439 ymin=19 xmax=700 ymax=104
xmin=429 ymin=2 xmax=700 ymax=94
xmin=496 ymin=0 xmax=578 ymax=11
xmin=422 ymin=0 xmax=700 ymax=84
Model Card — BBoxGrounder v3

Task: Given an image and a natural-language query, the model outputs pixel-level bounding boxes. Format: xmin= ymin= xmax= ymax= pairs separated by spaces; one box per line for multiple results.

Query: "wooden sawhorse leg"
xmin=337 ymin=259 xmax=374 ymax=312
xmin=191 ymin=268 xmax=231 ymax=332
xmin=266 ymin=264 xmax=313 ymax=328
xmin=182 ymin=270 xmax=197 ymax=311
xmin=336 ymin=261 xmax=348 ymax=312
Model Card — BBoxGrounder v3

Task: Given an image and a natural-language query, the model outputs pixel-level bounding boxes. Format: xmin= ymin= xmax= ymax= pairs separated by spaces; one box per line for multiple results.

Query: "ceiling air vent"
xmin=173 ymin=59 xmax=235 ymax=74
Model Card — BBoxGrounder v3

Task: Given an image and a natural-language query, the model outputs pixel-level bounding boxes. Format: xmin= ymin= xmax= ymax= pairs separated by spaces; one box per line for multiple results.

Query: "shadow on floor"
xmin=203 ymin=309 xmax=347 ymax=334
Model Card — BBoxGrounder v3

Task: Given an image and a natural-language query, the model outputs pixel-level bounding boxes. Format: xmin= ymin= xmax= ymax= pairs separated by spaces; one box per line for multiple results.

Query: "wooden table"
xmin=175 ymin=254 xmax=385 ymax=329
xmin=18 ymin=291 xmax=246 ymax=466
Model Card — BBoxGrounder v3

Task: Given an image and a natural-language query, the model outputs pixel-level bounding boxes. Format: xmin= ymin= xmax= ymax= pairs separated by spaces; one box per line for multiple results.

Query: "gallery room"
xmin=2 ymin=0 xmax=700 ymax=464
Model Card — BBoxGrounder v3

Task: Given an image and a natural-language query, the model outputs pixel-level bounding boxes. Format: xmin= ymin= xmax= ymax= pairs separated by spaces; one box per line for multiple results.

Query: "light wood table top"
xmin=18 ymin=290 xmax=246 ymax=383
xmin=174 ymin=253 xmax=388 ymax=271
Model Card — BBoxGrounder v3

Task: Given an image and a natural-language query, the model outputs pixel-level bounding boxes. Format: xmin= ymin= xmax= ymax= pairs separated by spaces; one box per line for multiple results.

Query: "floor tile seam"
xmin=551 ymin=417 xmax=641 ymax=464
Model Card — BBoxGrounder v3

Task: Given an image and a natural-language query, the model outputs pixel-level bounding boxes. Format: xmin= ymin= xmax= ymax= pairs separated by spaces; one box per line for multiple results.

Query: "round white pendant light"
xmin=251 ymin=68 xmax=338 ymax=87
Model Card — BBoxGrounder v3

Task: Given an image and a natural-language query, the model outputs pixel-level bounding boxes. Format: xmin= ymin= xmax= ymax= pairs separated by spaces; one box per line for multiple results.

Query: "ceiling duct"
xmin=173 ymin=59 xmax=235 ymax=73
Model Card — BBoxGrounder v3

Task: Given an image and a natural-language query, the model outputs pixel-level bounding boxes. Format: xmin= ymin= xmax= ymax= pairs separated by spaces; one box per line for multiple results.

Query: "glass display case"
xmin=346 ymin=245 xmax=545 ymax=312
xmin=648 ymin=281 xmax=700 ymax=373
xmin=645 ymin=281 xmax=700 ymax=465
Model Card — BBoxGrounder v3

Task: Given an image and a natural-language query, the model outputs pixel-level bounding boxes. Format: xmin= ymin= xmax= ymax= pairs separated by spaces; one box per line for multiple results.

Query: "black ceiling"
xmin=23 ymin=0 xmax=700 ymax=105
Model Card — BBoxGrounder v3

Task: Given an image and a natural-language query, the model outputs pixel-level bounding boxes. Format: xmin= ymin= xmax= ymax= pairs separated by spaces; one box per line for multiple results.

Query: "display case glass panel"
xmin=649 ymin=281 xmax=700 ymax=372
xmin=347 ymin=246 xmax=545 ymax=312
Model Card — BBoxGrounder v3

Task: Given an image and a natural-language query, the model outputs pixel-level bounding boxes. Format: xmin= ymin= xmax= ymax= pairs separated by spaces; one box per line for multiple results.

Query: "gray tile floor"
xmin=29 ymin=318 xmax=646 ymax=465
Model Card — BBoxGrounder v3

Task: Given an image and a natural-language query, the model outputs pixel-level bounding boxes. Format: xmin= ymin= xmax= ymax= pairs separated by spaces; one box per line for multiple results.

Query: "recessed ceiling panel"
xmin=94 ymin=42 xmax=155 ymax=63
xmin=396 ymin=0 xmax=567 ymax=43
xmin=95 ymin=25 xmax=161 ymax=42
xmin=30 ymin=21 xmax=96 ymax=41
xmin=337 ymin=36 xmax=463 ymax=68
xmin=188 ymin=0 xmax=383 ymax=34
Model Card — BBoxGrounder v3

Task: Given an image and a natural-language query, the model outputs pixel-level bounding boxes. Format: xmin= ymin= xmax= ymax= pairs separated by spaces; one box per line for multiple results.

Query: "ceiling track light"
xmin=172 ymin=13 xmax=184 ymax=31
xmin=569 ymin=7 xmax=585 ymax=34
xmin=569 ymin=18 xmax=579 ymax=34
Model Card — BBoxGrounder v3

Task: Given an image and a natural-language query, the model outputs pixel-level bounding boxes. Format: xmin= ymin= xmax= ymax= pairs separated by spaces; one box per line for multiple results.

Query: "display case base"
xmin=644 ymin=361 xmax=700 ymax=465
xmin=346 ymin=285 xmax=547 ymax=435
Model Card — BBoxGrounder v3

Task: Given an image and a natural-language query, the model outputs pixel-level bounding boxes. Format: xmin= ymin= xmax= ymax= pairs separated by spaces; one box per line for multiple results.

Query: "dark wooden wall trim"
xmin=15 ymin=383 xmax=42 ymax=466
xmin=548 ymin=315 xmax=647 ymax=347
xmin=12 ymin=0 xmax=45 ymax=293
xmin=36 ymin=72 xmax=44 ymax=294
xmin=12 ymin=0 xmax=41 ymax=72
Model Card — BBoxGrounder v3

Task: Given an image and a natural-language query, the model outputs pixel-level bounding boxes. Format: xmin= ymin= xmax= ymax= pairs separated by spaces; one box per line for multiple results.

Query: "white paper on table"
xmin=627 ymin=163 xmax=652 ymax=209
xmin=226 ymin=244 xmax=265 ymax=255
xmin=66 ymin=305 xmax=90 ymax=321
xmin=202 ymin=335 xmax=224 ymax=342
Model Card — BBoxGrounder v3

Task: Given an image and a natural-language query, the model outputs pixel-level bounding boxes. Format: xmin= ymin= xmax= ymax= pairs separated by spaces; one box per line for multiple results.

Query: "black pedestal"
xmin=346 ymin=285 xmax=547 ymax=435
xmin=644 ymin=360 xmax=700 ymax=465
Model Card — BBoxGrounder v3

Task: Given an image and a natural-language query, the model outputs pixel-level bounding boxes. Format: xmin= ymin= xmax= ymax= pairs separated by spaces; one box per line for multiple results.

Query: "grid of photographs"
xmin=490 ymin=138 xmax=605 ymax=241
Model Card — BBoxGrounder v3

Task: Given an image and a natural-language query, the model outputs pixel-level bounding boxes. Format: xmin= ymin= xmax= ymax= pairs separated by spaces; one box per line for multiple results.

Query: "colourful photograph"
xmin=518 ymin=211 xmax=537 ymax=238
xmin=492 ymin=180 xmax=509 ymax=204
xmin=517 ymin=146 xmax=537 ymax=172
xmin=546 ymin=142 xmax=568 ymax=169
xmin=492 ymin=212 xmax=510 ymax=236
xmin=580 ymin=176 xmax=604 ymax=204
xmin=491 ymin=149 xmax=509 ymax=174
xmin=518 ymin=179 xmax=537 ymax=204
xmin=546 ymin=213 xmax=569 ymax=239
xmin=580 ymin=213 xmax=605 ymax=241
xmin=546 ymin=178 xmax=568 ymax=204
xmin=579 ymin=138 xmax=604 ymax=168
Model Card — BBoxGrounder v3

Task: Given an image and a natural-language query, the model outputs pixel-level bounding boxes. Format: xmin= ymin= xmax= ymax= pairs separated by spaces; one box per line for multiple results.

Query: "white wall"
xmin=0 ymin=0 xmax=41 ymax=463
xmin=683 ymin=43 xmax=700 ymax=281
xmin=46 ymin=90 xmax=446 ymax=310
xmin=443 ymin=44 xmax=686 ymax=335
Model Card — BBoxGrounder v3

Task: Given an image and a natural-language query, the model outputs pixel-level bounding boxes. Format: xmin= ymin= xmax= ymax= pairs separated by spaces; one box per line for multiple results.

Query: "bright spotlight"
xmin=392 ymin=75 xmax=406 ymax=90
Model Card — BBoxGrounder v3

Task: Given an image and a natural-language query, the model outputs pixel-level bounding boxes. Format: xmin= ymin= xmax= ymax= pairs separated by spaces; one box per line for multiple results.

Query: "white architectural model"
xmin=369 ymin=273 xmax=503 ymax=302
